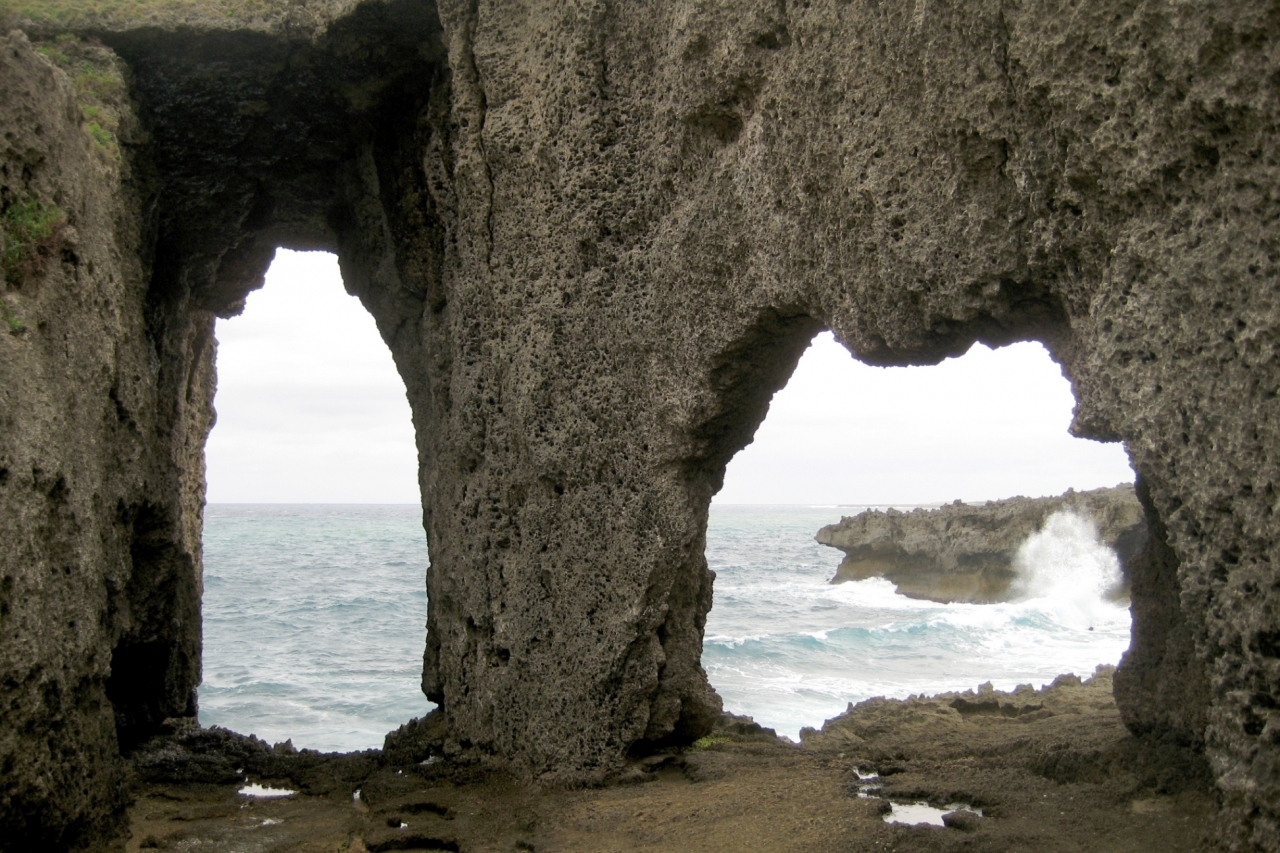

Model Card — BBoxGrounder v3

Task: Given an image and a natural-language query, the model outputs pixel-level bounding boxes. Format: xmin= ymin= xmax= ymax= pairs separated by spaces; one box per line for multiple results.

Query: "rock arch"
xmin=1 ymin=0 xmax=1275 ymax=848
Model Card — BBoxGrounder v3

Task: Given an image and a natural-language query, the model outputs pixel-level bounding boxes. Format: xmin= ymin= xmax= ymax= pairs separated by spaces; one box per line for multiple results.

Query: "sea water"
xmin=702 ymin=505 xmax=1130 ymax=739
xmin=199 ymin=503 xmax=1132 ymax=751
xmin=200 ymin=505 xmax=433 ymax=751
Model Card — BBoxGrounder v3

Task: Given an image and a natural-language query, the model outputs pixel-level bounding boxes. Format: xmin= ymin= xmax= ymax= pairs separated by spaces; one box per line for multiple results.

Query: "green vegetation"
xmin=82 ymin=104 xmax=116 ymax=153
xmin=1 ymin=199 xmax=64 ymax=287
xmin=36 ymin=44 xmax=70 ymax=64
xmin=2 ymin=302 xmax=25 ymax=334
xmin=30 ymin=35 xmax=124 ymax=159
xmin=2 ymin=0 xmax=281 ymax=26
xmin=72 ymin=66 xmax=124 ymax=100
xmin=691 ymin=734 xmax=729 ymax=751
xmin=86 ymin=120 xmax=114 ymax=150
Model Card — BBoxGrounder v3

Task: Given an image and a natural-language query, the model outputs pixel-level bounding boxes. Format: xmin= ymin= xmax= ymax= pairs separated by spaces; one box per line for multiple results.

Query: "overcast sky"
xmin=205 ymin=251 xmax=1134 ymax=505
xmin=206 ymin=251 xmax=420 ymax=503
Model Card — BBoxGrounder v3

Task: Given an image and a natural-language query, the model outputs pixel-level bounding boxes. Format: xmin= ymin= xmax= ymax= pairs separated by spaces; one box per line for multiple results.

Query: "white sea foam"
xmin=199 ymin=502 xmax=1133 ymax=750
xmin=702 ymin=504 xmax=1132 ymax=740
xmin=239 ymin=783 xmax=297 ymax=798
xmin=1011 ymin=509 xmax=1128 ymax=629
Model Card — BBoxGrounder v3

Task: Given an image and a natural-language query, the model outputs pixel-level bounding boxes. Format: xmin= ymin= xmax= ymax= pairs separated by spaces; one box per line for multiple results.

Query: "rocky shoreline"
xmin=816 ymin=485 xmax=1146 ymax=603
xmin=119 ymin=668 xmax=1212 ymax=852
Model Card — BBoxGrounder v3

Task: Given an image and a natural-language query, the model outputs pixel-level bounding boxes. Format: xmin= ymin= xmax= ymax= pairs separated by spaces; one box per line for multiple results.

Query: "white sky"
xmin=716 ymin=333 xmax=1134 ymax=505
xmin=206 ymin=251 xmax=419 ymax=503
xmin=205 ymin=250 xmax=1134 ymax=505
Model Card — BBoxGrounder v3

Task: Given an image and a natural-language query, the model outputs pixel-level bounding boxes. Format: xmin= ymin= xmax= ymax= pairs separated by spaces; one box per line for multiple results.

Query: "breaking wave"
xmin=703 ymin=504 xmax=1132 ymax=740
xmin=198 ymin=502 xmax=1133 ymax=750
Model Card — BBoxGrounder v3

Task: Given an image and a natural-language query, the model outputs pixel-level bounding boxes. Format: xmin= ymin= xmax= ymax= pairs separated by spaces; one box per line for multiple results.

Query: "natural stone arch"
xmin=0 ymin=5 xmax=447 ymax=846
xmin=115 ymin=0 xmax=449 ymax=752
xmin=2 ymin=0 xmax=1277 ymax=849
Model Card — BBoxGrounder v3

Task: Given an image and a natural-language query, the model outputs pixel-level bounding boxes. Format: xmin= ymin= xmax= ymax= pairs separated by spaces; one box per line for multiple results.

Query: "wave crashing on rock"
xmin=816 ymin=485 xmax=1145 ymax=604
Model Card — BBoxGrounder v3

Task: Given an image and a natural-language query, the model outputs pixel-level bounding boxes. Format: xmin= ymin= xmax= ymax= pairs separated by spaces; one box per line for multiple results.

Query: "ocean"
xmin=198 ymin=503 xmax=1132 ymax=751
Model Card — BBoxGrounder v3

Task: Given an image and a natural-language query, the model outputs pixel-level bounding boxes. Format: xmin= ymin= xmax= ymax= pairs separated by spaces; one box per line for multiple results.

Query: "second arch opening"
xmin=703 ymin=332 xmax=1136 ymax=738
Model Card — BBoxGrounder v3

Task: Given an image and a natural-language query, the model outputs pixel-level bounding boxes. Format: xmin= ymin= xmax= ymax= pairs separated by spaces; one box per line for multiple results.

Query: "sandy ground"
xmin=123 ymin=668 xmax=1217 ymax=853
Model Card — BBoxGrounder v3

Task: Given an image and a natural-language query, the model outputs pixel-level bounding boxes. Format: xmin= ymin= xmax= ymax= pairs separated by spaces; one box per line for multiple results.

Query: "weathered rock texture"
xmin=1 ymin=0 xmax=1278 ymax=850
xmin=0 ymin=4 xmax=445 ymax=849
xmin=0 ymin=31 xmax=209 ymax=851
xmin=816 ymin=484 xmax=1145 ymax=602
xmin=1113 ymin=474 xmax=1214 ymax=754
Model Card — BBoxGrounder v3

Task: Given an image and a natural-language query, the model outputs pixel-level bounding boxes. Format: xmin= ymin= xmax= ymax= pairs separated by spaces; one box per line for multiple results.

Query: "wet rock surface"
xmin=129 ymin=718 xmax=378 ymax=795
xmin=117 ymin=672 xmax=1214 ymax=853
xmin=1 ymin=0 xmax=1278 ymax=848
xmin=803 ymin=667 xmax=1215 ymax=852
xmin=815 ymin=484 xmax=1145 ymax=602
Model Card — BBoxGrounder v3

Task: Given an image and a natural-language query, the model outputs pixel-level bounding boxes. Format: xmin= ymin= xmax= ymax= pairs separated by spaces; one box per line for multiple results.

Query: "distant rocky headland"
xmin=816 ymin=485 xmax=1146 ymax=603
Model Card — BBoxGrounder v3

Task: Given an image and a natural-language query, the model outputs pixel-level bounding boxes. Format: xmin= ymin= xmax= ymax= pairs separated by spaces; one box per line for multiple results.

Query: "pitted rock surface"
xmin=0 ymin=30 xmax=209 ymax=851
xmin=1 ymin=1 xmax=1277 ymax=850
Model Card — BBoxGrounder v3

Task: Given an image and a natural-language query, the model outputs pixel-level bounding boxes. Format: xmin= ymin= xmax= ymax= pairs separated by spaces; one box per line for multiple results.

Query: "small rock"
xmin=868 ymin=798 xmax=893 ymax=815
xmin=639 ymin=754 xmax=675 ymax=772
xmin=942 ymin=810 xmax=983 ymax=831
xmin=613 ymin=767 xmax=655 ymax=786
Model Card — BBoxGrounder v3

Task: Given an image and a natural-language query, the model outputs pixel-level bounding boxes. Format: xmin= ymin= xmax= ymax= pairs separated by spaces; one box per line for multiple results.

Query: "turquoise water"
xmin=199 ymin=503 xmax=1132 ymax=751
xmin=200 ymin=505 xmax=432 ymax=751
xmin=702 ymin=505 xmax=1131 ymax=738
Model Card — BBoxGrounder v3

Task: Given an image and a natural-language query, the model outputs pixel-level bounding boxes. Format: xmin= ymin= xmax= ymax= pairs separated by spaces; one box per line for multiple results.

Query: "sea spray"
xmin=199 ymin=503 xmax=1133 ymax=751
xmin=702 ymin=504 xmax=1132 ymax=740
xmin=1009 ymin=509 xmax=1127 ymax=629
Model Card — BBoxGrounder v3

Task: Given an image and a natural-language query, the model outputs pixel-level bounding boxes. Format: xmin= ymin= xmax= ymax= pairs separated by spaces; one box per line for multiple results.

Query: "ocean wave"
xmin=198 ymin=503 xmax=1132 ymax=750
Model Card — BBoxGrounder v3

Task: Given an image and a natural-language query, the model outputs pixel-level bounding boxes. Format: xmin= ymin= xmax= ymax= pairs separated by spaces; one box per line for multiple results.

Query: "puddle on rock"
xmin=239 ymin=783 xmax=298 ymax=799
xmin=851 ymin=767 xmax=883 ymax=798
xmin=885 ymin=801 xmax=983 ymax=827
xmin=854 ymin=767 xmax=981 ymax=827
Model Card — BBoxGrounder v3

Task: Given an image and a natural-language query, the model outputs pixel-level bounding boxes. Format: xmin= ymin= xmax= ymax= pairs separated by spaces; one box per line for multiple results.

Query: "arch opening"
xmin=702 ymin=331 xmax=1137 ymax=739
xmin=198 ymin=249 xmax=433 ymax=752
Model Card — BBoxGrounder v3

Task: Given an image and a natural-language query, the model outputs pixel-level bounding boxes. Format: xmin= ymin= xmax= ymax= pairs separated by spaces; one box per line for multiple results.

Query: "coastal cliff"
xmin=816 ymin=485 xmax=1145 ymax=603
xmin=0 ymin=31 xmax=210 ymax=849
xmin=1 ymin=0 xmax=1277 ymax=849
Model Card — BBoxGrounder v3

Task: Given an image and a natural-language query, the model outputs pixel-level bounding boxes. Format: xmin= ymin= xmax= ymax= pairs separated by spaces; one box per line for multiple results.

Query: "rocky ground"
xmin=120 ymin=667 xmax=1215 ymax=853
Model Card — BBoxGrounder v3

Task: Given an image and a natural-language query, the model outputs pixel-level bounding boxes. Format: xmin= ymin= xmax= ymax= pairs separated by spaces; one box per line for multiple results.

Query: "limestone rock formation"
xmin=0 ymin=31 xmax=208 ymax=850
xmin=0 ymin=0 xmax=1276 ymax=850
xmin=816 ymin=485 xmax=1145 ymax=603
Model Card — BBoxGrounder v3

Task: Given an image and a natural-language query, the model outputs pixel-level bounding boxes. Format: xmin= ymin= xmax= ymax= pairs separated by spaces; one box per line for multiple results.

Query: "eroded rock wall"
xmin=0 ymin=32 xmax=213 ymax=851
xmin=414 ymin=0 xmax=1270 ymax=840
xmin=1114 ymin=475 xmax=1213 ymax=750
xmin=0 ymin=3 xmax=447 ymax=847
xmin=1 ymin=0 xmax=1277 ymax=849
